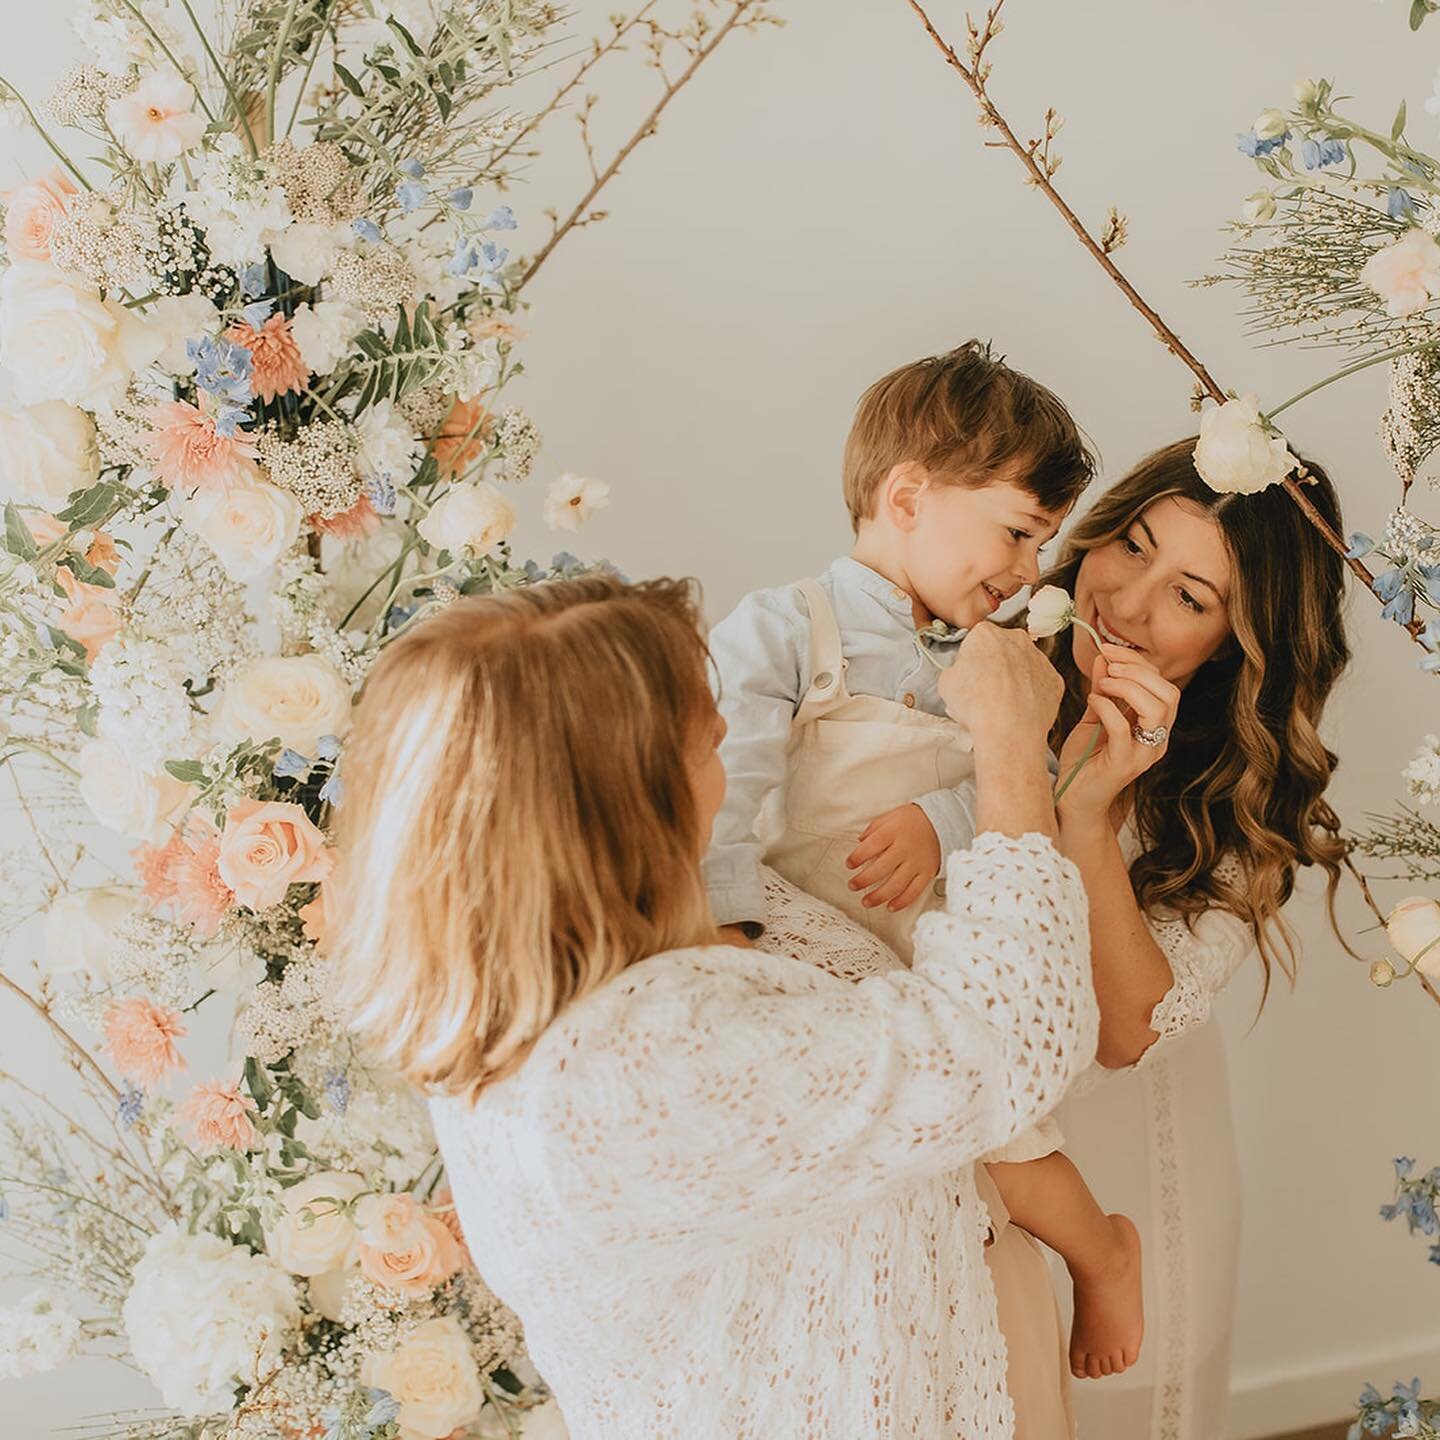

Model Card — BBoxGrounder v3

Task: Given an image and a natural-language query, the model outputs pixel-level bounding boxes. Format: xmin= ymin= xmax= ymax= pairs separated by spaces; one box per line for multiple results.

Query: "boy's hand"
xmin=846 ymin=803 xmax=942 ymax=911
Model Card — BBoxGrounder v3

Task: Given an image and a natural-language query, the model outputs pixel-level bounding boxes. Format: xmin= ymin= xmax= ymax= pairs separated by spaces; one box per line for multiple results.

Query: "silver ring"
xmin=1133 ymin=722 xmax=1169 ymax=747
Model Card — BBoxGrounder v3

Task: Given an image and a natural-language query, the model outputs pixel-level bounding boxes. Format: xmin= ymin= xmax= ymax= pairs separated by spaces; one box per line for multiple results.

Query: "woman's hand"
xmin=1056 ymin=645 xmax=1179 ymax=825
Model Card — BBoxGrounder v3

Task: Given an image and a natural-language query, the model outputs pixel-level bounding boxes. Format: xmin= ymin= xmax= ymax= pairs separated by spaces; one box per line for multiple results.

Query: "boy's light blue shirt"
xmin=703 ymin=555 xmax=975 ymax=929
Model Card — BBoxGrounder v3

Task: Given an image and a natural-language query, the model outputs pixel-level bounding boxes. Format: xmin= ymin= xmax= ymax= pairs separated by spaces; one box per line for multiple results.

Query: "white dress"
xmin=1055 ymin=840 xmax=1252 ymax=1440
xmin=431 ymin=833 xmax=1097 ymax=1440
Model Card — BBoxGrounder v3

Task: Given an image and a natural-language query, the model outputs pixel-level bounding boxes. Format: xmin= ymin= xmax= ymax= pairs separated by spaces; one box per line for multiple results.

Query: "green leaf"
xmin=1394 ymin=100 xmax=1408 ymax=140
xmin=76 ymin=703 xmax=96 ymax=737
xmin=47 ymin=627 xmax=86 ymax=661
xmin=3 ymin=504 xmax=36 ymax=561
xmin=164 ymin=760 xmax=208 ymax=784
xmin=58 ymin=554 xmax=115 ymax=589
xmin=1411 ymin=0 xmax=1435 ymax=28
xmin=244 ymin=1056 xmax=274 ymax=1112
xmin=56 ymin=481 xmax=122 ymax=530
xmin=333 ymin=61 xmax=366 ymax=97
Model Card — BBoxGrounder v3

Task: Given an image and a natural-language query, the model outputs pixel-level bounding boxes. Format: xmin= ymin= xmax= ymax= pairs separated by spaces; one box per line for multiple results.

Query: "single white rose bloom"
xmin=361 ymin=1315 xmax=484 ymax=1440
xmin=147 ymin=293 xmax=221 ymax=377
xmin=1252 ymin=108 xmax=1289 ymax=141
xmin=107 ymin=72 xmax=206 ymax=164
xmin=0 ymin=1288 xmax=83 ymax=1380
xmin=0 ymin=400 xmax=99 ymax=509
xmin=1387 ymin=896 xmax=1440 ymax=977
xmin=0 ymin=262 xmax=162 ymax=408
xmin=123 ymin=1224 xmax=300 ymax=1418
xmin=185 ymin=476 xmax=303 ymax=580
xmin=1242 ymin=191 xmax=1277 ymax=224
xmin=1192 ymin=395 xmax=1295 ymax=495
xmin=1359 ymin=228 xmax=1440 ymax=319
xmin=268 ymin=221 xmax=350 ymax=287
xmin=42 ymin=886 xmax=139 ymax=983
xmin=217 ymin=654 xmax=353 ymax=756
xmin=543 ymin=473 xmax=611 ymax=533
xmin=289 ymin=300 xmax=366 ymax=377
xmin=266 ymin=1171 xmax=366 ymax=1277
xmin=418 ymin=481 xmax=516 ymax=556
xmin=1024 ymin=584 xmax=1075 ymax=638
xmin=77 ymin=738 xmax=192 ymax=842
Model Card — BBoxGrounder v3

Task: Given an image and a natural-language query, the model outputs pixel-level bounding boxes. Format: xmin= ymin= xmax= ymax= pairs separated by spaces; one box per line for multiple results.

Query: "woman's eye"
xmin=1120 ymin=535 xmax=1143 ymax=557
xmin=1177 ymin=588 xmax=1203 ymax=614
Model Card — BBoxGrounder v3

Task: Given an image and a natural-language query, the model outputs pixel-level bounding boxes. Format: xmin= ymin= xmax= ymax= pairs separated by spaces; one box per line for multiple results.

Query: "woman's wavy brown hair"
xmin=1040 ymin=437 xmax=1350 ymax=998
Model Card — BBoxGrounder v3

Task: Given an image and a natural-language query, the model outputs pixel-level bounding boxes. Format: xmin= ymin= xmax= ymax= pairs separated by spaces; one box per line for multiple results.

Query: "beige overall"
xmin=767 ymin=580 xmax=1075 ymax=1439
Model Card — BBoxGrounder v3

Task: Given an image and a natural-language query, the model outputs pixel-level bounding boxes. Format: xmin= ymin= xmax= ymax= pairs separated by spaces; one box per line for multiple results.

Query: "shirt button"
xmin=903 ymin=692 xmax=916 ymax=708
xmin=933 ymin=878 xmax=947 ymax=899
xmin=892 ymin=586 xmax=908 ymax=603
xmin=813 ymin=670 xmax=834 ymax=690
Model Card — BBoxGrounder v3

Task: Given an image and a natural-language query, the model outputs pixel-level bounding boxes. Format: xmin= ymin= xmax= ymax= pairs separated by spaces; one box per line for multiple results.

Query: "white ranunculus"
xmin=543 ymin=473 xmax=610 ymax=533
xmin=361 ymin=1315 xmax=484 ymax=1440
xmin=123 ymin=1224 xmax=300 ymax=1418
xmin=42 ymin=886 xmax=138 ymax=983
xmin=185 ymin=477 xmax=304 ymax=580
xmin=1387 ymin=896 xmax=1440 ymax=978
xmin=1359 ymin=228 xmax=1440 ymax=319
xmin=267 ymin=1171 xmax=366 ymax=1277
xmin=0 ymin=400 xmax=100 ymax=509
xmin=77 ymin=739 xmax=192 ymax=842
xmin=0 ymin=262 xmax=162 ymax=408
xmin=1192 ymin=395 xmax=1295 ymax=495
xmin=1252 ymin=108 xmax=1289 ymax=141
xmin=289 ymin=300 xmax=367 ymax=377
xmin=268 ymin=221 xmax=350 ymax=287
xmin=418 ymin=481 xmax=516 ymax=557
xmin=147 ymin=293 xmax=221 ymax=377
xmin=0 ymin=1288 xmax=82 ymax=1379
xmin=1024 ymin=584 xmax=1075 ymax=639
xmin=355 ymin=400 xmax=424 ymax=483
xmin=217 ymin=654 xmax=353 ymax=756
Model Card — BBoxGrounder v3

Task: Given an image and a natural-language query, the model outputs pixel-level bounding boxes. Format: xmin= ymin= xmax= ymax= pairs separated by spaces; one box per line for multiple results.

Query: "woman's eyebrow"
xmin=1138 ymin=515 xmax=1227 ymax=601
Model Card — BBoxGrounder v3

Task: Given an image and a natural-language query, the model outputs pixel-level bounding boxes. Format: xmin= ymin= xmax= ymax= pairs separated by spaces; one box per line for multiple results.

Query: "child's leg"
xmin=987 ymin=1151 xmax=1144 ymax=1381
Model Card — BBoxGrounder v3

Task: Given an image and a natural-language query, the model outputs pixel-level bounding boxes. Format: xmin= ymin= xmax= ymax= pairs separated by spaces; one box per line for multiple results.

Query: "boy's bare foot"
xmin=1068 ymin=1213 xmax=1143 ymax=1380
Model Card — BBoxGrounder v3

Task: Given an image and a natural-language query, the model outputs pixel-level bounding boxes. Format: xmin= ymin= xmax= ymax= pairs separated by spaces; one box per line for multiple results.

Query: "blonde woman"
xmin=334 ymin=574 xmax=1097 ymax=1439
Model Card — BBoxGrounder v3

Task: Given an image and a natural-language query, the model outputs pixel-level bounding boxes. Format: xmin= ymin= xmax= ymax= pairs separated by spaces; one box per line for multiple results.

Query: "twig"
xmin=519 ymin=0 xmax=762 ymax=291
xmin=1343 ymin=851 xmax=1440 ymax=1011
xmin=0 ymin=971 xmax=123 ymax=1105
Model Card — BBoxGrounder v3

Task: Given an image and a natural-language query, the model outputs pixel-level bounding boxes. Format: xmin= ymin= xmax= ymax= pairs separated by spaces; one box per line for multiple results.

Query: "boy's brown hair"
xmin=841 ymin=339 xmax=1095 ymax=530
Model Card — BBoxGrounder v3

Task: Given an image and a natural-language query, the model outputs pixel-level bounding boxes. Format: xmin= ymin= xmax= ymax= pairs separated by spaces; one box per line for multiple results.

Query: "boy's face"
xmin=902 ymin=475 xmax=1068 ymax=630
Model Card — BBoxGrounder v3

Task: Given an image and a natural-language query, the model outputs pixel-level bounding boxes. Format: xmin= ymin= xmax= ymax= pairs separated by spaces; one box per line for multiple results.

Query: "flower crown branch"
xmin=901 ymin=0 xmax=1418 ymax=644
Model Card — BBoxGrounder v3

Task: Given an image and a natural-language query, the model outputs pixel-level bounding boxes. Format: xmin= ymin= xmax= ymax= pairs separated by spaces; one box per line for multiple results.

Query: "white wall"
xmin=4 ymin=2 xmax=1438 ymax=1435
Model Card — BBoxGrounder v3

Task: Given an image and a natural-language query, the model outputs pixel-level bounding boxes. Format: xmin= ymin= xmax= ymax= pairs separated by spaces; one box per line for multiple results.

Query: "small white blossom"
xmin=0 ymin=1289 xmax=83 ymax=1379
xmin=1404 ymin=734 xmax=1440 ymax=806
xmin=543 ymin=472 xmax=610 ymax=532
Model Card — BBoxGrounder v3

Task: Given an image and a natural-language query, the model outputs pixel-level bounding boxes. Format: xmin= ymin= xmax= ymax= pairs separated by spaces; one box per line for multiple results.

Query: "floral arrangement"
xmin=0 ymin=1 xmax=774 ymax=1436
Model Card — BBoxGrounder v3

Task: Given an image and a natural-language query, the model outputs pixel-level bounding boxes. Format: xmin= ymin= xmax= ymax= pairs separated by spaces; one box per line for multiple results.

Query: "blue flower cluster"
xmin=1379 ymin=1156 xmax=1440 ymax=1262
xmin=187 ymin=334 xmax=255 ymax=436
xmin=1350 ymin=1377 xmax=1437 ymax=1439
xmin=1237 ymin=129 xmax=1288 ymax=157
xmin=1348 ymin=533 xmax=1440 ymax=650
xmin=1301 ymin=136 xmax=1347 ymax=169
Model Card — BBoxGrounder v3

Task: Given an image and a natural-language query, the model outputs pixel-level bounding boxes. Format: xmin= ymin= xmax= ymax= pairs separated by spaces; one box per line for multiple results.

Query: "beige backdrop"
xmin=4 ymin=1 xmax=1437 ymax=1435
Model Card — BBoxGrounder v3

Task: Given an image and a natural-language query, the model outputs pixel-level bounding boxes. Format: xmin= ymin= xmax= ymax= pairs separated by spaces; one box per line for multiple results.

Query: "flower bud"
xmin=1242 ymin=191 xmax=1277 ymax=224
xmin=1370 ymin=958 xmax=1397 ymax=988
xmin=1386 ymin=895 xmax=1440 ymax=976
xmin=1293 ymin=79 xmax=1321 ymax=108
xmin=1253 ymin=109 xmax=1290 ymax=141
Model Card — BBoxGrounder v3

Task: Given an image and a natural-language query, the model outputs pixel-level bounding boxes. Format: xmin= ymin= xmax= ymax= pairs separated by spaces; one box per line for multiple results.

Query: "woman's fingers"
xmin=1087 ymin=692 xmax=1134 ymax=752
xmin=1097 ymin=656 xmax=1180 ymax=711
xmin=1093 ymin=674 xmax=1174 ymax=731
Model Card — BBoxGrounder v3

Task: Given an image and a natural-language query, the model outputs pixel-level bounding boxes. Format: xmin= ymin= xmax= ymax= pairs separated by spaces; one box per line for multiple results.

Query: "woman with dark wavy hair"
xmin=1016 ymin=437 xmax=1349 ymax=1438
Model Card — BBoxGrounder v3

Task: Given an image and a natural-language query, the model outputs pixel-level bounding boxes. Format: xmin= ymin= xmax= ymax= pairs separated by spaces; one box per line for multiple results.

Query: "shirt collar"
xmin=827 ymin=556 xmax=966 ymax=644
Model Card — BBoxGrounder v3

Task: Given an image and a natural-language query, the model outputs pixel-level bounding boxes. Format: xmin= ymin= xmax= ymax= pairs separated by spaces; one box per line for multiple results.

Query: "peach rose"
xmin=217 ymin=800 xmax=333 ymax=910
xmin=54 ymin=565 xmax=121 ymax=662
xmin=175 ymin=1078 xmax=259 ymax=1153
xmin=357 ymin=1212 xmax=464 ymax=1297
xmin=430 ymin=1187 xmax=474 ymax=1272
xmin=4 ymin=170 xmax=78 ymax=263
xmin=103 ymin=997 xmax=185 ymax=1088
xmin=360 ymin=1316 xmax=483 ymax=1440
xmin=354 ymin=1192 xmax=426 ymax=1251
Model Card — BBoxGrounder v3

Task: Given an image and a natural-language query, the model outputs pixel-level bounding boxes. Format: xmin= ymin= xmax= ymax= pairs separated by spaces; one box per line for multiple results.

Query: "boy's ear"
xmin=881 ymin=461 xmax=927 ymax=532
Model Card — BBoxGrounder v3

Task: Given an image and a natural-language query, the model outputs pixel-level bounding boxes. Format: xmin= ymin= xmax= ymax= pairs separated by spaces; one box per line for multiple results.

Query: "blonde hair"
xmin=333 ymin=574 xmax=717 ymax=1102
xmin=841 ymin=339 xmax=1096 ymax=530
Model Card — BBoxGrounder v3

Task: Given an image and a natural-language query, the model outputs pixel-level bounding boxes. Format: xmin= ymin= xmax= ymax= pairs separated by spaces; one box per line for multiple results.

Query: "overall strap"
xmin=793 ymin=578 xmax=847 ymax=725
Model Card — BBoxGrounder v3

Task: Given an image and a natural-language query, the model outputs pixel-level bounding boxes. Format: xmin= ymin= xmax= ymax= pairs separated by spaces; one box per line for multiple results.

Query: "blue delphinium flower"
xmin=1237 ymin=130 xmax=1287 ymax=158
xmin=274 ymin=748 xmax=312 ymax=779
xmin=364 ymin=1389 xmax=401 ymax=1427
xmin=398 ymin=158 xmax=425 ymax=179
xmin=363 ymin=475 xmax=398 ymax=516
xmin=1347 ymin=532 xmax=1375 ymax=559
xmin=189 ymin=335 xmax=254 ymax=405
xmin=240 ymin=262 xmax=269 ymax=299
xmin=1376 ymin=566 xmax=1415 ymax=625
xmin=448 ymin=187 xmax=473 ymax=211
xmin=1389 ymin=187 xmax=1417 ymax=220
xmin=320 ymin=766 xmax=345 ymax=808
xmin=117 ymin=1085 xmax=144 ymax=1130
xmin=477 ymin=240 xmax=509 ymax=289
xmin=397 ymin=180 xmax=428 ymax=214
xmin=353 ymin=217 xmax=382 ymax=243
xmin=481 ymin=204 xmax=517 ymax=231
xmin=242 ymin=298 xmax=275 ymax=329
xmin=316 ymin=733 xmax=342 ymax=762
xmin=324 ymin=1069 xmax=351 ymax=1115
xmin=211 ymin=402 xmax=252 ymax=440
xmin=448 ymin=238 xmax=478 ymax=276
xmin=1301 ymin=136 xmax=1346 ymax=169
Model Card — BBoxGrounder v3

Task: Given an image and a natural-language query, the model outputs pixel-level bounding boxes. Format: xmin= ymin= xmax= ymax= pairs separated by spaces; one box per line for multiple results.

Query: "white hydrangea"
xmin=122 ymin=1224 xmax=300 ymax=1418
xmin=354 ymin=400 xmax=424 ymax=484
xmin=88 ymin=633 xmax=194 ymax=771
xmin=451 ymin=336 xmax=501 ymax=403
xmin=182 ymin=136 xmax=293 ymax=270
xmin=290 ymin=300 xmax=367 ymax=378
xmin=1404 ymin=734 xmax=1440 ymax=807
xmin=0 ymin=1289 xmax=82 ymax=1379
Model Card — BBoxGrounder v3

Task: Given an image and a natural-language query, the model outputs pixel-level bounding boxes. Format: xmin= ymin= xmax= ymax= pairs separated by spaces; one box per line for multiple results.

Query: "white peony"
xmin=147 ymin=293 xmax=221 ymax=377
xmin=107 ymin=72 xmax=206 ymax=165
xmin=0 ymin=1288 xmax=82 ymax=1379
xmin=453 ymin=337 xmax=501 ymax=403
xmin=1192 ymin=395 xmax=1295 ymax=495
xmin=0 ymin=262 xmax=162 ymax=408
xmin=269 ymin=221 xmax=351 ymax=287
xmin=217 ymin=653 xmax=353 ymax=756
xmin=290 ymin=300 xmax=367 ymax=377
xmin=543 ymin=473 xmax=610 ymax=533
xmin=42 ymin=886 xmax=139 ymax=983
xmin=1359 ymin=228 xmax=1440 ymax=319
xmin=1387 ymin=896 xmax=1440 ymax=978
xmin=77 ymin=738 xmax=191 ymax=842
xmin=0 ymin=400 xmax=100 ymax=509
xmin=123 ymin=1224 xmax=300 ymax=1418
xmin=361 ymin=1315 xmax=484 ymax=1440
xmin=356 ymin=400 xmax=424 ymax=483
xmin=185 ymin=477 xmax=304 ymax=580
xmin=1024 ymin=583 xmax=1075 ymax=639
xmin=418 ymin=481 xmax=516 ymax=556
xmin=182 ymin=139 xmax=293 ymax=270
xmin=267 ymin=1171 xmax=366 ymax=1277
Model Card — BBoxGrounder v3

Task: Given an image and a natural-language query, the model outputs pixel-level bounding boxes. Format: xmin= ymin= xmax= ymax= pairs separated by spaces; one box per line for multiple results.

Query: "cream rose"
xmin=217 ymin=654 xmax=352 ymax=757
xmin=417 ymin=481 xmax=516 ymax=556
xmin=1192 ymin=395 xmax=1295 ymax=495
xmin=360 ymin=1316 xmax=484 ymax=1440
xmin=1360 ymin=228 xmax=1440 ymax=319
xmin=1024 ymin=584 xmax=1075 ymax=639
xmin=3 ymin=169 xmax=78 ymax=263
xmin=42 ymin=886 xmax=138 ymax=983
xmin=77 ymin=738 xmax=191 ymax=842
xmin=218 ymin=799 xmax=333 ymax=910
xmin=185 ymin=476 xmax=303 ymax=581
xmin=266 ymin=1171 xmax=366 ymax=1277
xmin=1387 ymin=896 xmax=1440 ymax=978
xmin=0 ymin=400 xmax=100 ymax=510
xmin=0 ymin=262 xmax=161 ymax=408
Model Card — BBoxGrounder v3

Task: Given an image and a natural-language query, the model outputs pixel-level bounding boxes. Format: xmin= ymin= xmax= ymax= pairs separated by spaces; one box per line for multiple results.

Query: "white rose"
xmin=306 ymin=1268 xmax=352 ymax=1323
xmin=1192 ymin=395 xmax=1295 ymax=495
xmin=361 ymin=1315 xmax=484 ymax=1440
xmin=543 ymin=473 xmax=611 ymax=533
xmin=42 ymin=886 xmax=138 ymax=982
xmin=267 ymin=1171 xmax=366 ymax=1277
xmin=217 ymin=654 xmax=353 ymax=756
xmin=1024 ymin=583 xmax=1075 ymax=638
xmin=1252 ymin=108 xmax=1289 ymax=141
xmin=123 ymin=1224 xmax=300 ymax=1418
xmin=1387 ymin=896 xmax=1440 ymax=977
xmin=289 ymin=300 xmax=366 ymax=377
xmin=77 ymin=738 xmax=191 ymax=842
xmin=146 ymin=293 xmax=221 ymax=377
xmin=0 ymin=400 xmax=99 ymax=509
xmin=1360 ymin=228 xmax=1440 ymax=319
xmin=185 ymin=477 xmax=303 ymax=580
xmin=418 ymin=481 xmax=516 ymax=556
xmin=0 ymin=262 xmax=162 ymax=408
xmin=268 ymin=221 xmax=350 ymax=287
